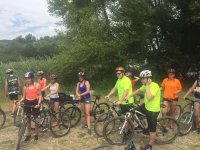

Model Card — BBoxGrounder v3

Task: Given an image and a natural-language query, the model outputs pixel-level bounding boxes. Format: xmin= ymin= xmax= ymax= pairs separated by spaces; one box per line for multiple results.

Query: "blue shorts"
xmin=80 ymin=98 xmax=90 ymax=104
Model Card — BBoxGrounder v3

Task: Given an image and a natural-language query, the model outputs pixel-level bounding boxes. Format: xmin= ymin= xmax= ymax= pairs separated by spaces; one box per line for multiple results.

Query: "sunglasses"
xmin=116 ymin=72 xmax=122 ymax=75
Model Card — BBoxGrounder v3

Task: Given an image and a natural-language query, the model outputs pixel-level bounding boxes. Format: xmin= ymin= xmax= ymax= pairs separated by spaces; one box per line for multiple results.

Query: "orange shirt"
xmin=161 ymin=78 xmax=182 ymax=99
xmin=131 ymin=80 xmax=137 ymax=92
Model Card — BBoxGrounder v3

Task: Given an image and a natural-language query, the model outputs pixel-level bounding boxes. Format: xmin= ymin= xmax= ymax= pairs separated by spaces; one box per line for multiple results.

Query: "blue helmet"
xmin=24 ymin=72 xmax=34 ymax=78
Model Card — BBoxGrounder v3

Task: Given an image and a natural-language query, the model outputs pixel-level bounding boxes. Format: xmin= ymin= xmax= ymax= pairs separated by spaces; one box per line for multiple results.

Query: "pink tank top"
xmin=38 ymin=78 xmax=45 ymax=90
xmin=25 ymin=83 xmax=38 ymax=100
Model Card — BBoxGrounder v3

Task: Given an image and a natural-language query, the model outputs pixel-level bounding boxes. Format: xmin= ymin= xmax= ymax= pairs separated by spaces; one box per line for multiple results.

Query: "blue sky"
xmin=0 ymin=0 xmax=61 ymax=40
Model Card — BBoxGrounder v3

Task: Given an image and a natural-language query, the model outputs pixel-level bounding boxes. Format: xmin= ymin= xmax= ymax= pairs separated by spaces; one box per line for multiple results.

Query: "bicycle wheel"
xmin=103 ymin=116 xmax=134 ymax=145
xmin=0 ymin=109 xmax=6 ymax=129
xmin=178 ymin=111 xmax=193 ymax=136
xmin=94 ymin=111 xmax=115 ymax=137
xmin=92 ymin=144 xmax=113 ymax=150
xmin=16 ymin=118 xmax=27 ymax=150
xmin=14 ymin=107 xmax=23 ymax=127
xmin=155 ymin=116 xmax=179 ymax=144
xmin=175 ymin=105 xmax=182 ymax=120
xmin=182 ymin=103 xmax=192 ymax=113
xmin=50 ymin=111 xmax=71 ymax=137
xmin=93 ymin=103 xmax=110 ymax=120
xmin=65 ymin=106 xmax=81 ymax=128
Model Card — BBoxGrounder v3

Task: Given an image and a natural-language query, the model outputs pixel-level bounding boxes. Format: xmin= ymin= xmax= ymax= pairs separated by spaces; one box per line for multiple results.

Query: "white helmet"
xmin=140 ymin=70 xmax=152 ymax=78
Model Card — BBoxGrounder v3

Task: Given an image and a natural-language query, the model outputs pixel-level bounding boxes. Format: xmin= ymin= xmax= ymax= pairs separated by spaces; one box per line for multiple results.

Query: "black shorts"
xmin=41 ymin=91 xmax=45 ymax=98
xmin=8 ymin=93 xmax=18 ymax=100
xmin=163 ymin=98 xmax=178 ymax=102
xmin=136 ymin=104 xmax=159 ymax=132
xmin=24 ymin=100 xmax=40 ymax=117
xmin=120 ymin=103 xmax=134 ymax=115
xmin=50 ymin=98 xmax=60 ymax=103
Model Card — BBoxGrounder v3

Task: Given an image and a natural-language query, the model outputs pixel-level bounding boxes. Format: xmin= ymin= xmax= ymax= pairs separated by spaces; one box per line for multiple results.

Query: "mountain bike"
xmin=178 ymin=98 xmax=197 ymax=135
xmin=0 ymin=106 xmax=6 ymax=129
xmin=14 ymin=102 xmax=24 ymax=127
xmin=16 ymin=104 xmax=71 ymax=150
xmin=103 ymin=104 xmax=179 ymax=145
xmin=92 ymin=144 xmax=114 ymax=150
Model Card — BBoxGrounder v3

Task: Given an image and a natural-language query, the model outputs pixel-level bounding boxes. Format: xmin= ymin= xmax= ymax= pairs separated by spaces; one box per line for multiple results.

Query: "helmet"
xmin=125 ymin=72 xmax=133 ymax=77
xmin=167 ymin=68 xmax=176 ymax=73
xmin=37 ymin=71 xmax=44 ymax=75
xmin=140 ymin=70 xmax=152 ymax=78
xmin=50 ymin=73 xmax=57 ymax=79
xmin=6 ymin=69 xmax=13 ymax=74
xmin=24 ymin=72 xmax=34 ymax=78
xmin=78 ymin=72 xmax=85 ymax=77
xmin=115 ymin=67 xmax=125 ymax=72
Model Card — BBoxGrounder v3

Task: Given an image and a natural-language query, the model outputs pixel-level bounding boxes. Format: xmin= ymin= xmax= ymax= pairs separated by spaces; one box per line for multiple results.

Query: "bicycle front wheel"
xmin=93 ymin=103 xmax=110 ymax=120
xmin=94 ymin=111 xmax=115 ymax=137
xmin=175 ymin=104 xmax=182 ymax=120
xmin=156 ymin=116 xmax=179 ymax=144
xmin=178 ymin=111 xmax=193 ymax=136
xmin=65 ymin=106 xmax=81 ymax=128
xmin=16 ymin=118 xmax=27 ymax=150
xmin=14 ymin=107 xmax=23 ymax=127
xmin=103 ymin=116 xmax=134 ymax=145
xmin=50 ymin=111 xmax=71 ymax=137
xmin=0 ymin=109 xmax=6 ymax=129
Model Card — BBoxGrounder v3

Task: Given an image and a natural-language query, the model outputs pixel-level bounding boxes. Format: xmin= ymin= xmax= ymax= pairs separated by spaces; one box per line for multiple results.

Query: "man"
xmin=125 ymin=70 xmax=160 ymax=150
xmin=5 ymin=69 xmax=21 ymax=116
xmin=105 ymin=66 xmax=134 ymax=115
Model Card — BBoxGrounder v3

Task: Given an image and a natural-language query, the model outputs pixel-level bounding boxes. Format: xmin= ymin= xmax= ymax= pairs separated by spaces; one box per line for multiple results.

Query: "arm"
xmin=80 ymin=81 xmax=90 ymax=96
xmin=133 ymin=76 xmax=140 ymax=82
xmin=106 ymin=87 xmax=116 ymax=98
xmin=42 ymin=83 xmax=50 ymax=91
xmin=18 ymin=87 xmax=26 ymax=103
xmin=42 ymin=78 xmax=47 ymax=91
xmin=145 ymin=79 xmax=154 ymax=100
xmin=183 ymin=81 xmax=197 ymax=99
xmin=174 ymin=80 xmax=182 ymax=95
xmin=125 ymin=89 xmax=141 ymax=100
xmin=36 ymin=83 xmax=42 ymax=105
xmin=4 ymin=80 xmax=8 ymax=97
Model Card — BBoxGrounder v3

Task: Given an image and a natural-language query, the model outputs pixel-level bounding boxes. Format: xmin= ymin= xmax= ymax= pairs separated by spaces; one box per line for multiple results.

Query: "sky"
xmin=0 ymin=0 xmax=61 ymax=40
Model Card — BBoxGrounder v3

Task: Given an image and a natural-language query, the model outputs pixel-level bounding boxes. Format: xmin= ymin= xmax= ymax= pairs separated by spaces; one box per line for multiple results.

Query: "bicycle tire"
xmin=90 ymin=101 xmax=96 ymax=116
xmin=178 ymin=111 xmax=193 ymax=136
xmin=94 ymin=111 xmax=115 ymax=137
xmin=175 ymin=105 xmax=182 ymax=120
xmin=16 ymin=118 xmax=27 ymax=150
xmin=65 ymin=106 xmax=81 ymax=127
xmin=50 ymin=111 xmax=71 ymax=137
xmin=0 ymin=109 xmax=6 ymax=129
xmin=93 ymin=103 xmax=110 ymax=120
xmin=155 ymin=116 xmax=179 ymax=144
xmin=92 ymin=144 xmax=113 ymax=150
xmin=103 ymin=116 xmax=134 ymax=145
xmin=14 ymin=107 xmax=23 ymax=127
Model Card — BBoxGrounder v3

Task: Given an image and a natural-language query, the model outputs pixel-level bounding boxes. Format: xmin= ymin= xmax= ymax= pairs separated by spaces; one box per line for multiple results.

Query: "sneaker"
xmin=82 ymin=122 xmax=87 ymax=129
xmin=24 ymin=136 xmax=31 ymax=142
xmin=88 ymin=128 xmax=91 ymax=135
xmin=140 ymin=144 xmax=152 ymax=150
xmin=34 ymin=135 xmax=38 ymax=141
xmin=125 ymin=141 xmax=136 ymax=150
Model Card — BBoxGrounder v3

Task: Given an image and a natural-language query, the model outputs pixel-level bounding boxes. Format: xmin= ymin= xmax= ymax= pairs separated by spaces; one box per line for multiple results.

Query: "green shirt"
xmin=139 ymin=82 xmax=160 ymax=112
xmin=114 ymin=76 xmax=134 ymax=104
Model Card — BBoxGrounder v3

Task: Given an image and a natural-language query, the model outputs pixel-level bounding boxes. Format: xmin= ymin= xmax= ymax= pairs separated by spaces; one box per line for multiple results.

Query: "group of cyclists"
xmin=3 ymin=66 xmax=200 ymax=150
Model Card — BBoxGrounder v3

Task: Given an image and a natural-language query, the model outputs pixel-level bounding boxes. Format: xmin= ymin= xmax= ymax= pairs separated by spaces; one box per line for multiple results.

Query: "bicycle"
xmin=0 ymin=106 xmax=6 ymax=129
xmin=92 ymin=144 xmax=114 ymax=150
xmin=14 ymin=102 xmax=24 ymax=127
xmin=178 ymin=98 xmax=197 ymax=135
xmin=16 ymin=104 xmax=71 ymax=150
xmin=103 ymin=104 xmax=180 ymax=145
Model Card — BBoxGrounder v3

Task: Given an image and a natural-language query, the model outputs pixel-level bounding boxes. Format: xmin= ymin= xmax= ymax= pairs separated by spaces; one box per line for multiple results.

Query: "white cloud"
xmin=0 ymin=0 xmax=61 ymax=40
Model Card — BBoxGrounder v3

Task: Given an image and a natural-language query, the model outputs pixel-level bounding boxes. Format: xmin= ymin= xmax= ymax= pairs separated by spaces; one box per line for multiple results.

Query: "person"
xmin=5 ymin=69 xmax=21 ymax=116
xmin=37 ymin=71 xmax=46 ymax=98
xmin=105 ymin=67 xmax=134 ymax=115
xmin=125 ymin=70 xmax=160 ymax=150
xmin=161 ymin=69 xmax=182 ymax=124
xmin=125 ymin=71 xmax=140 ymax=92
xmin=183 ymin=71 xmax=200 ymax=133
xmin=42 ymin=73 xmax=60 ymax=127
xmin=76 ymin=72 xmax=91 ymax=134
xmin=18 ymin=72 xmax=42 ymax=141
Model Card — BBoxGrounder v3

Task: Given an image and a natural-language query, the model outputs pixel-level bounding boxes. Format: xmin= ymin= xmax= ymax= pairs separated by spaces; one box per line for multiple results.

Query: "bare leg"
xmin=149 ymin=132 xmax=156 ymax=145
xmin=85 ymin=103 xmax=91 ymax=129
xmin=194 ymin=103 xmax=200 ymax=128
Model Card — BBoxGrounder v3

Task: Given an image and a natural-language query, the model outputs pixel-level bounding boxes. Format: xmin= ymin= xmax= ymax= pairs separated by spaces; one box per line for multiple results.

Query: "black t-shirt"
xmin=7 ymin=75 xmax=19 ymax=93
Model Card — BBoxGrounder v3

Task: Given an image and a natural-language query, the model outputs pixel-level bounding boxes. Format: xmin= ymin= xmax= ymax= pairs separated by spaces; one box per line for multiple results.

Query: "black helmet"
xmin=6 ymin=69 xmax=13 ymax=74
xmin=24 ymin=72 xmax=34 ymax=78
xmin=167 ymin=68 xmax=176 ymax=73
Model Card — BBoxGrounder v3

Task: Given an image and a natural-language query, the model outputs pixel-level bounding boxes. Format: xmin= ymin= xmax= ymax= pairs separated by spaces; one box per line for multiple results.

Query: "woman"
xmin=184 ymin=71 xmax=200 ymax=133
xmin=42 ymin=73 xmax=59 ymax=127
xmin=37 ymin=71 xmax=46 ymax=98
xmin=76 ymin=72 xmax=91 ymax=134
xmin=125 ymin=71 xmax=140 ymax=92
xmin=161 ymin=68 xmax=182 ymax=127
xmin=18 ymin=72 xmax=42 ymax=141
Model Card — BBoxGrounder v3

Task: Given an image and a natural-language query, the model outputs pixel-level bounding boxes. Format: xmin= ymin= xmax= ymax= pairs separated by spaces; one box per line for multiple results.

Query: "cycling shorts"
xmin=163 ymin=98 xmax=178 ymax=102
xmin=24 ymin=100 xmax=40 ymax=117
xmin=8 ymin=93 xmax=18 ymax=100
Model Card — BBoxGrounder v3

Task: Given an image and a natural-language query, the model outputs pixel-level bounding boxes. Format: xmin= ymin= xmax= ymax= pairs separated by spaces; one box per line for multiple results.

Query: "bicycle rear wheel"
xmin=93 ymin=103 xmax=110 ymax=120
xmin=156 ymin=116 xmax=179 ymax=144
xmin=178 ymin=111 xmax=193 ymax=136
xmin=103 ymin=116 xmax=134 ymax=145
xmin=16 ymin=118 xmax=27 ymax=150
xmin=94 ymin=111 xmax=115 ymax=137
xmin=0 ymin=109 xmax=6 ymax=129
xmin=65 ymin=106 xmax=81 ymax=127
xmin=50 ymin=111 xmax=71 ymax=137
